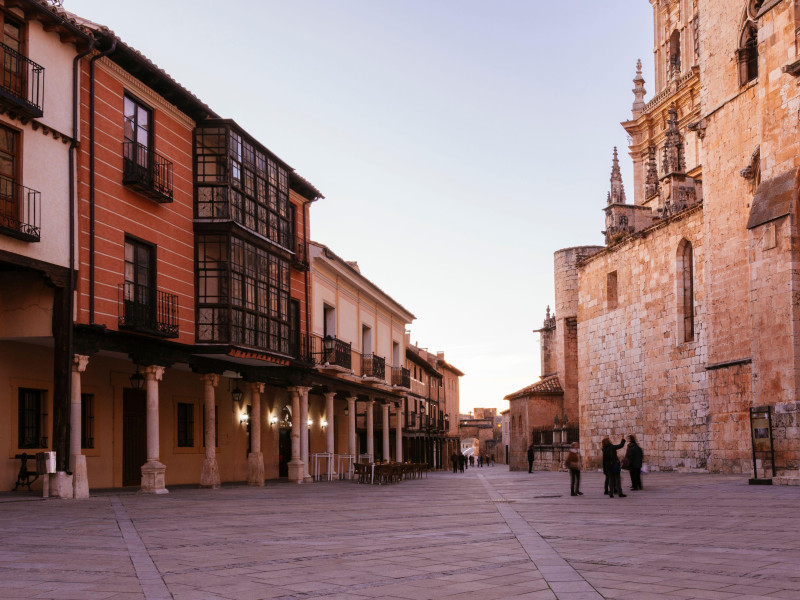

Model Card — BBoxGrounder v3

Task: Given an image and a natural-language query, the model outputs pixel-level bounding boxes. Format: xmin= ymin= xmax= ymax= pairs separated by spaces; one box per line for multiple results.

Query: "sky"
xmin=63 ymin=0 xmax=655 ymax=414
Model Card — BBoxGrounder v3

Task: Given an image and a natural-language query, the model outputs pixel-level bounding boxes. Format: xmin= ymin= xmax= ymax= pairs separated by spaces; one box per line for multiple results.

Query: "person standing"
xmin=527 ymin=443 xmax=535 ymax=473
xmin=451 ymin=451 xmax=459 ymax=474
xmin=459 ymin=453 xmax=466 ymax=473
xmin=602 ymin=436 xmax=626 ymax=497
xmin=565 ymin=442 xmax=583 ymax=496
xmin=626 ymin=435 xmax=644 ymax=490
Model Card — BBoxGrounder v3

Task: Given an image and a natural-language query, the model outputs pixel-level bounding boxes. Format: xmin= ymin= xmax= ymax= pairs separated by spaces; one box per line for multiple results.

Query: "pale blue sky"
xmin=64 ymin=0 xmax=654 ymax=413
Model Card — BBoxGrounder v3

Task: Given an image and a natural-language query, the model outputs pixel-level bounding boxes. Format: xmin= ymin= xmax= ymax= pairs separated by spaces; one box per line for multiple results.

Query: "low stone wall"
xmin=531 ymin=445 xmax=572 ymax=471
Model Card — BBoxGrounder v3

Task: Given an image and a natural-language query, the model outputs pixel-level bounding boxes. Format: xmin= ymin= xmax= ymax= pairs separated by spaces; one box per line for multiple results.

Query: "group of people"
xmin=450 ymin=452 xmax=495 ymax=473
xmin=527 ymin=435 xmax=644 ymax=497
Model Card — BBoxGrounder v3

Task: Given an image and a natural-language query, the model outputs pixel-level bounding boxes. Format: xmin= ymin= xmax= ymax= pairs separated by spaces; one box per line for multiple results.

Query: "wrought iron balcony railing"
xmin=123 ymin=142 xmax=174 ymax=203
xmin=362 ymin=354 xmax=385 ymax=380
xmin=313 ymin=335 xmax=352 ymax=370
xmin=290 ymin=333 xmax=312 ymax=364
xmin=392 ymin=367 xmax=410 ymax=388
xmin=0 ymin=42 xmax=44 ymax=118
xmin=118 ymin=283 xmax=179 ymax=338
xmin=0 ymin=175 xmax=40 ymax=242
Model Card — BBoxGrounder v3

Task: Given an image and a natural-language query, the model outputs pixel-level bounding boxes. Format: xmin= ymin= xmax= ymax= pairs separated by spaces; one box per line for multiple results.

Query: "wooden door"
xmin=122 ymin=389 xmax=147 ymax=486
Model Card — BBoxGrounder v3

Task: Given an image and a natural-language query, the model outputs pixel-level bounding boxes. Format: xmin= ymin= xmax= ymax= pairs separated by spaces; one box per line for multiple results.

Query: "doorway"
xmin=122 ymin=388 xmax=147 ymax=486
xmin=279 ymin=428 xmax=290 ymax=477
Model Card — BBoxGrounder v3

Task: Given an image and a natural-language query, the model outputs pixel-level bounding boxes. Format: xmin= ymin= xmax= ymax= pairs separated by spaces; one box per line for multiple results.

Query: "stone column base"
xmin=47 ymin=472 xmax=74 ymax=498
xmin=141 ymin=460 xmax=169 ymax=494
xmin=247 ymin=452 xmax=265 ymax=486
xmin=200 ymin=457 xmax=220 ymax=489
xmin=288 ymin=459 xmax=304 ymax=484
xmin=70 ymin=454 xmax=89 ymax=499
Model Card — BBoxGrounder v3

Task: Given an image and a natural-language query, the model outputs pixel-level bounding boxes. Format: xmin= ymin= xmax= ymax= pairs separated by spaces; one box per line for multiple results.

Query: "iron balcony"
xmin=0 ymin=42 xmax=44 ymax=118
xmin=0 ymin=175 xmax=40 ymax=242
xmin=122 ymin=142 xmax=174 ymax=203
xmin=118 ymin=283 xmax=179 ymax=338
xmin=362 ymin=354 xmax=386 ymax=380
xmin=392 ymin=367 xmax=411 ymax=388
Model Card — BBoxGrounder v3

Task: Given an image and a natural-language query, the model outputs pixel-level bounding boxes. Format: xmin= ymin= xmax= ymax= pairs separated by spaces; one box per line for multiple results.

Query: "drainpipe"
xmin=63 ymin=37 xmax=96 ymax=474
xmin=88 ymin=38 xmax=117 ymax=324
xmin=302 ymin=198 xmax=312 ymax=356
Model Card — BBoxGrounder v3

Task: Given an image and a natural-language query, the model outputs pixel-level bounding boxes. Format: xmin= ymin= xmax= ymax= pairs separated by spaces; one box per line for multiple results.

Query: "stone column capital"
xmin=323 ymin=391 xmax=337 ymax=401
xmin=346 ymin=395 xmax=358 ymax=402
xmin=288 ymin=385 xmax=311 ymax=397
xmin=250 ymin=382 xmax=265 ymax=394
xmin=200 ymin=373 xmax=219 ymax=387
xmin=72 ymin=354 xmax=90 ymax=373
xmin=144 ymin=365 xmax=165 ymax=382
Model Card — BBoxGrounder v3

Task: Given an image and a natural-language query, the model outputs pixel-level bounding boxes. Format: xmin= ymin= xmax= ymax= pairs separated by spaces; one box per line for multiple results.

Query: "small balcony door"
xmin=124 ymin=237 xmax=155 ymax=329
xmin=0 ymin=123 xmax=18 ymax=231
xmin=123 ymin=94 xmax=152 ymax=179
xmin=1 ymin=17 xmax=24 ymax=101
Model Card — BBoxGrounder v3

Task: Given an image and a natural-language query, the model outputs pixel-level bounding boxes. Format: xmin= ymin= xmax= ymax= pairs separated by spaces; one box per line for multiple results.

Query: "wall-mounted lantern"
xmin=129 ymin=367 xmax=145 ymax=391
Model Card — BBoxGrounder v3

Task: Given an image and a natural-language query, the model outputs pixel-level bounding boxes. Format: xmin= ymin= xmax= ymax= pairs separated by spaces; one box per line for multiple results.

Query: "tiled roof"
xmin=504 ymin=375 xmax=563 ymax=400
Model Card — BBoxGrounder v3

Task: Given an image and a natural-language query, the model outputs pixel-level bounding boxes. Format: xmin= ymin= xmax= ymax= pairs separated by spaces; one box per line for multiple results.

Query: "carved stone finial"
xmin=545 ymin=305 xmax=550 ymax=320
xmin=632 ymin=59 xmax=647 ymax=117
xmin=662 ymin=104 xmax=685 ymax=176
xmin=645 ymin=146 xmax=659 ymax=199
xmin=608 ymin=147 xmax=627 ymax=205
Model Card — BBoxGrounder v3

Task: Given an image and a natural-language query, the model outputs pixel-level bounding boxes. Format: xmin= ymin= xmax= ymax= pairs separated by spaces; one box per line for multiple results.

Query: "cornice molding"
xmin=97 ymin=57 xmax=196 ymax=131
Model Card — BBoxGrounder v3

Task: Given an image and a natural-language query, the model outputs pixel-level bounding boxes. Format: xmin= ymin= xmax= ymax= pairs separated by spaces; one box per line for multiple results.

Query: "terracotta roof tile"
xmin=504 ymin=375 xmax=563 ymax=400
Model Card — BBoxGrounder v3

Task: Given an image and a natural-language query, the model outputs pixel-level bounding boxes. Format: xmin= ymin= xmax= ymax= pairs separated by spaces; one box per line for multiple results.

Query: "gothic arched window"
xmin=676 ymin=239 xmax=695 ymax=343
xmin=738 ymin=21 xmax=758 ymax=85
xmin=669 ymin=30 xmax=681 ymax=78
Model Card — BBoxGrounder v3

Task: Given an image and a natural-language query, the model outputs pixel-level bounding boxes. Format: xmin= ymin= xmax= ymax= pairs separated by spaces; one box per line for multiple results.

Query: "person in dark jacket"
xmin=527 ymin=443 xmax=535 ymax=473
xmin=626 ymin=435 xmax=644 ymax=490
xmin=602 ymin=436 xmax=626 ymax=497
xmin=451 ymin=451 xmax=459 ymax=474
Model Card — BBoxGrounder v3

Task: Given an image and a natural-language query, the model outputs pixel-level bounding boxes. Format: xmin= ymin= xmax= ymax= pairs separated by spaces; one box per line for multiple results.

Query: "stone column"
xmin=287 ymin=387 xmax=303 ymax=483
xmin=141 ymin=365 xmax=168 ymax=494
xmin=248 ymin=382 xmax=265 ymax=486
xmin=200 ymin=373 xmax=220 ymax=489
xmin=70 ymin=355 xmax=90 ymax=499
xmin=298 ymin=386 xmax=312 ymax=482
xmin=347 ymin=396 xmax=357 ymax=459
xmin=382 ymin=403 xmax=391 ymax=462
xmin=324 ymin=391 xmax=337 ymax=479
xmin=366 ymin=399 xmax=375 ymax=462
xmin=395 ymin=398 xmax=404 ymax=463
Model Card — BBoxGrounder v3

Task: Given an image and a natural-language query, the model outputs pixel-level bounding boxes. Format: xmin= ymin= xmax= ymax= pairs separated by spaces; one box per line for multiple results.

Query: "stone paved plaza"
xmin=0 ymin=467 xmax=798 ymax=600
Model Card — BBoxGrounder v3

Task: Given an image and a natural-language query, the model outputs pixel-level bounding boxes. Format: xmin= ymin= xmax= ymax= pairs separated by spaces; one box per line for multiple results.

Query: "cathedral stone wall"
xmin=576 ymin=208 xmax=708 ymax=471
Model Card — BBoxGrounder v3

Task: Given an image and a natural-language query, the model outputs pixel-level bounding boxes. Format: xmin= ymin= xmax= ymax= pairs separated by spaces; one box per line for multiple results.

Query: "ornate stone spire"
xmin=608 ymin=147 xmax=626 ymax=205
xmin=632 ymin=59 xmax=647 ymax=117
xmin=662 ymin=104 xmax=685 ymax=175
xmin=645 ymin=145 xmax=659 ymax=199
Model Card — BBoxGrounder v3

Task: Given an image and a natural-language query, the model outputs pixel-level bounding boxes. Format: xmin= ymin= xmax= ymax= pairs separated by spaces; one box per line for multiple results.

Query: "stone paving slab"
xmin=0 ymin=468 xmax=798 ymax=599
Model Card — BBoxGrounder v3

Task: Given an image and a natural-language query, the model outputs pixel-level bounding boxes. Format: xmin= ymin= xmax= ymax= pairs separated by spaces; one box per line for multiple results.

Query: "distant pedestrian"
xmin=527 ymin=443 xmax=535 ymax=473
xmin=602 ymin=436 xmax=627 ymax=498
xmin=469 ymin=455 xmax=474 ymax=467
xmin=478 ymin=455 xmax=483 ymax=467
xmin=451 ymin=452 xmax=459 ymax=474
xmin=565 ymin=442 xmax=583 ymax=496
xmin=626 ymin=435 xmax=644 ymax=490
xmin=458 ymin=454 xmax=465 ymax=473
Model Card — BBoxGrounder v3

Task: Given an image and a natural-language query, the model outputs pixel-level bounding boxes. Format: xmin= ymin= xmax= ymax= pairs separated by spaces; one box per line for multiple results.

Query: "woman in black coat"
xmin=626 ymin=435 xmax=644 ymax=490
xmin=601 ymin=437 xmax=626 ymax=497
